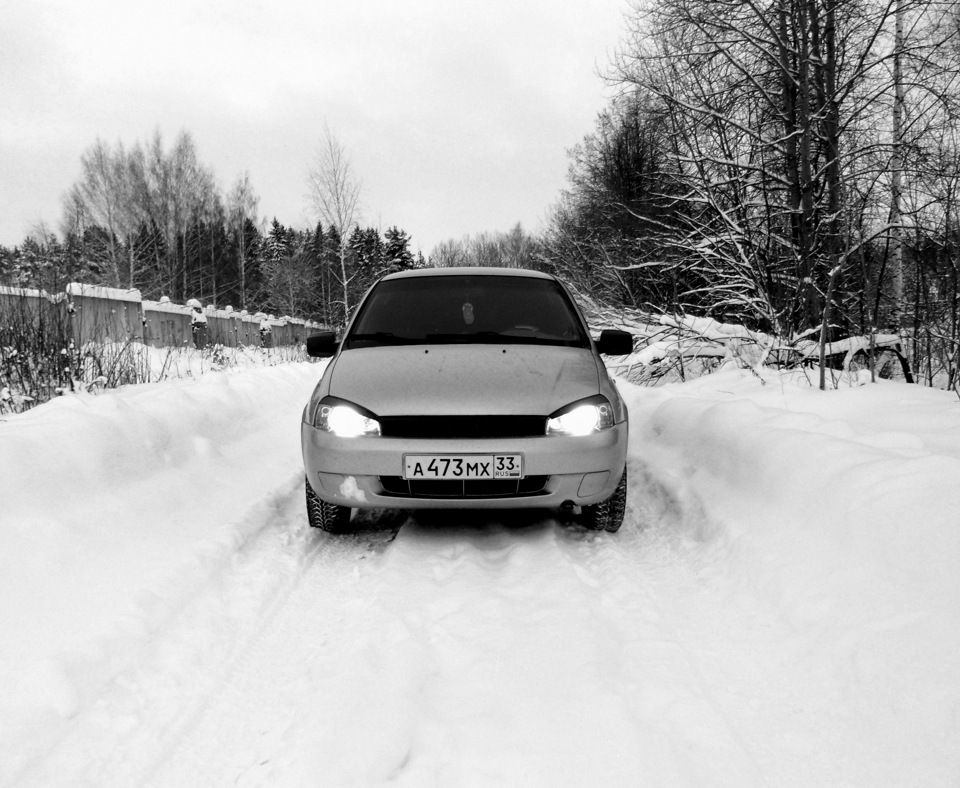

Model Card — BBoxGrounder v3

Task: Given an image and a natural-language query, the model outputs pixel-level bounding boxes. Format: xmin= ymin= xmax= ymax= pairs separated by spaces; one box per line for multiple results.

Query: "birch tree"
xmin=307 ymin=126 xmax=362 ymax=321
xmin=61 ymin=139 xmax=138 ymax=287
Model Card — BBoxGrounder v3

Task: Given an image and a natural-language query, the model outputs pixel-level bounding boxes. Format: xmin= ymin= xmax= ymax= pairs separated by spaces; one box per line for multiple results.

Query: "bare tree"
xmin=169 ymin=132 xmax=216 ymax=299
xmin=307 ymin=125 xmax=362 ymax=320
xmin=61 ymin=139 xmax=131 ymax=287
xmin=429 ymin=225 xmax=541 ymax=270
xmin=606 ymin=0 xmax=960 ymax=355
xmin=62 ymin=130 xmax=226 ymax=301
xmin=429 ymin=238 xmax=469 ymax=267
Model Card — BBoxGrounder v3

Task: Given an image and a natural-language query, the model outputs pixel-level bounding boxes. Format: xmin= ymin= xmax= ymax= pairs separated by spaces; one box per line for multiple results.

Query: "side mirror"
xmin=597 ymin=329 xmax=633 ymax=356
xmin=306 ymin=331 xmax=339 ymax=358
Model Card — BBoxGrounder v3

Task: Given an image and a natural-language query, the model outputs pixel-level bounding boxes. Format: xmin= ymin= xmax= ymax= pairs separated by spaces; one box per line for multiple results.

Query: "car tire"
xmin=582 ymin=469 xmax=627 ymax=533
xmin=305 ymin=478 xmax=352 ymax=533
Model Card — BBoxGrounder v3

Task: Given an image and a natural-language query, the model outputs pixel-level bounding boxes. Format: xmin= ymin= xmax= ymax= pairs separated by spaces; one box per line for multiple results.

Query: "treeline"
xmin=0 ymin=130 xmax=422 ymax=327
xmin=539 ymin=0 xmax=960 ymax=387
xmin=429 ymin=223 xmax=540 ymax=270
xmin=261 ymin=220 xmax=422 ymax=328
xmin=7 ymin=0 xmax=960 ymax=391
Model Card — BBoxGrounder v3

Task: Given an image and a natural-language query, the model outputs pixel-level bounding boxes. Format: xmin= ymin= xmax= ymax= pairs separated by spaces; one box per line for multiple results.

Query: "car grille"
xmin=378 ymin=476 xmax=549 ymax=499
xmin=378 ymin=415 xmax=546 ymax=439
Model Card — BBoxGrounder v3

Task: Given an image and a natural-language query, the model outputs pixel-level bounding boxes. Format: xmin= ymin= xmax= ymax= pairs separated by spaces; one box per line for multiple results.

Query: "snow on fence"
xmin=2 ymin=285 xmax=327 ymax=413
xmin=67 ymin=283 xmax=145 ymax=344
xmin=142 ymin=297 xmax=192 ymax=347
xmin=1 ymin=284 xmax=323 ymax=350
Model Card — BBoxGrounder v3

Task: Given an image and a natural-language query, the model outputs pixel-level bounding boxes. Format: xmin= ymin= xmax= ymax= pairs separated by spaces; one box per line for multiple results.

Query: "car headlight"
xmin=546 ymin=395 xmax=615 ymax=436
xmin=315 ymin=397 xmax=381 ymax=437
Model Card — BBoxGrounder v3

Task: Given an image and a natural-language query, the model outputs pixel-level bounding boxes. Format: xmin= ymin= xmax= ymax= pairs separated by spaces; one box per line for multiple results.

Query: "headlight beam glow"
xmin=548 ymin=405 xmax=600 ymax=436
xmin=546 ymin=397 xmax=614 ymax=436
xmin=319 ymin=404 xmax=381 ymax=437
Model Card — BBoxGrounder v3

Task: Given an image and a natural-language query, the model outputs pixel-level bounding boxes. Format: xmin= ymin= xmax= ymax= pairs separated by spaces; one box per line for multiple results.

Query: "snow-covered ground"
xmin=2 ymin=361 xmax=959 ymax=786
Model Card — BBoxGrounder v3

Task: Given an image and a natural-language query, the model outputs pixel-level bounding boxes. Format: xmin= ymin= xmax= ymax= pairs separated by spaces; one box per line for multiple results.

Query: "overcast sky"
xmin=1 ymin=0 xmax=627 ymax=255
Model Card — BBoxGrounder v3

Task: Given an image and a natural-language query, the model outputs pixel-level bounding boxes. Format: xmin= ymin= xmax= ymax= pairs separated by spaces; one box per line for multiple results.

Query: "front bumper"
xmin=301 ymin=421 xmax=628 ymax=509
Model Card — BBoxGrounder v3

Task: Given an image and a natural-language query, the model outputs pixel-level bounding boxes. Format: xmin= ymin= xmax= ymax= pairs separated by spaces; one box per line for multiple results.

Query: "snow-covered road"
xmin=3 ymin=362 xmax=960 ymax=787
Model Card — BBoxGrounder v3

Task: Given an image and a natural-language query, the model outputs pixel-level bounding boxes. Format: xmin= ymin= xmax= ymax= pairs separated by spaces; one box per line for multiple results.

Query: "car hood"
xmin=327 ymin=344 xmax=601 ymax=417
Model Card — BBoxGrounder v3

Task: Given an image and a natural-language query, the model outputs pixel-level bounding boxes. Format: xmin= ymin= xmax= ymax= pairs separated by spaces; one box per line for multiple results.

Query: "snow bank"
xmin=3 ymin=356 xmax=960 ymax=785
xmin=2 ymin=364 xmax=308 ymax=512
xmin=621 ymin=369 xmax=960 ymax=784
xmin=0 ymin=361 xmax=324 ymax=780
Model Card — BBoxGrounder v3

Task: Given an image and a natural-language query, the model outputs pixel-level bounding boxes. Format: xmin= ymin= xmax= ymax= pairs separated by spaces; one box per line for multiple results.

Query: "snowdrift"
xmin=2 ymin=360 xmax=959 ymax=785
xmin=0 ymin=362 xmax=324 ymax=782
xmin=621 ymin=370 xmax=960 ymax=784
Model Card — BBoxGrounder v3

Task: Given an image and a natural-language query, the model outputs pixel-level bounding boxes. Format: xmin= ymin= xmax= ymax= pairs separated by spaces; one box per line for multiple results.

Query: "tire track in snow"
xmin=75 ymin=511 xmax=662 ymax=786
xmin=139 ymin=509 xmax=415 ymax=788
xmin=550 ymin=454 xmax=854 ymax=787
xmin=550 ymin=509 xmax=773 ymax=788
xmin=16 ymin=477 xmax=402 ymax=788
xmin=26 ymin=466 xmax=804 ymax=787
xmin=108 ymin=505 xmax=770 ymax=787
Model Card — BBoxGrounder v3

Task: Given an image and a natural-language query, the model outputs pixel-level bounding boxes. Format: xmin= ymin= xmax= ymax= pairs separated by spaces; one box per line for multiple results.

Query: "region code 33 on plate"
xmin=403 ymin=454 xmax=523 ymax=480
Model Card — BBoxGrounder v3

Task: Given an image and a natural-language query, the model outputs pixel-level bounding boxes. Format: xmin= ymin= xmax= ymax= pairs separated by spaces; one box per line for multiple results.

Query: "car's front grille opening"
xmin=378 ymin=415 xmax=546 ymax=439
xmin=378 ymin=476 xmax=549 ymax=499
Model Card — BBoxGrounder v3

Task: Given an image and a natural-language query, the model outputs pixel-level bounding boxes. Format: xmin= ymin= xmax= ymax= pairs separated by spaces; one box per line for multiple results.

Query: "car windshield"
xmin=343 ymin=274 xmax=590 ymax=350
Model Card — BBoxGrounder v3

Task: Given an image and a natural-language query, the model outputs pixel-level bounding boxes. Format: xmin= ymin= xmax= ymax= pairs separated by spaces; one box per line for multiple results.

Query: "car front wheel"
xmin=305 ymin=478 xmax=352 ymax=533
xmin=582 ymin=469 xmax=627 ymax=533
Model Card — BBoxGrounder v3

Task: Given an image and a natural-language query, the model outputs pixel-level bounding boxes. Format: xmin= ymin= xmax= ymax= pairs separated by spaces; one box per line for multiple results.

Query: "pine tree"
xmin=348 ymin=227 xmax=387 ymax=304
xmin=267 ymin=218 xmax=289 ymax=266
xmin=261 ymin=224 xmax=321 ymax=319
xmin=230 ymin=217 xmax=263 ymax=311
xmin=0 ymin=244 xmax=14 ymax=284
xmin=384 ymin=226 xmax=414 ymax=273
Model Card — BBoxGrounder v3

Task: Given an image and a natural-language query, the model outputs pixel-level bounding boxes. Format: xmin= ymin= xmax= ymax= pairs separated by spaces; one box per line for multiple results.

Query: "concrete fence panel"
xmin=142 ymin=298 xmax=192 ymax=348
xmin=66 ymin=284 xmax=144 ymax=346
xmin=3 ymin=284 xmax=323 ymax=349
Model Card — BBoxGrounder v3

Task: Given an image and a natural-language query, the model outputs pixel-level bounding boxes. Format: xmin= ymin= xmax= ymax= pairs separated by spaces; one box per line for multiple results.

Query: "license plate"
xmin=403 ymin=454 xmax=523 ymax=480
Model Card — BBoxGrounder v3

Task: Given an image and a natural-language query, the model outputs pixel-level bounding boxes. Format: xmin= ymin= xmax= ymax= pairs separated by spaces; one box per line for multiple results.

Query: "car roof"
xmin=381 ymin=266 xmax=556 ymax=282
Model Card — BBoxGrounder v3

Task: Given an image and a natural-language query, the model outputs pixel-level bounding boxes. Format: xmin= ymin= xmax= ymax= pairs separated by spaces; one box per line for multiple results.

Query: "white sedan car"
xmin=301 ymin=267 xmax=632 ymax=532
